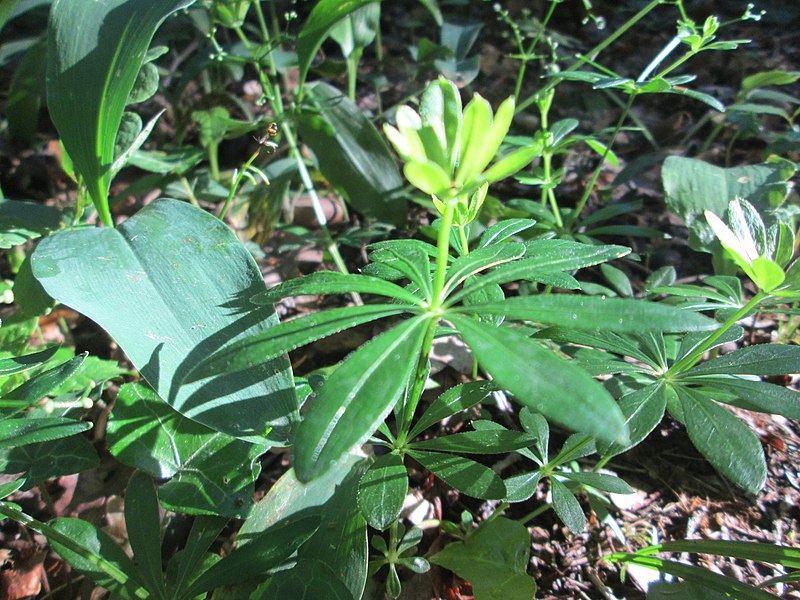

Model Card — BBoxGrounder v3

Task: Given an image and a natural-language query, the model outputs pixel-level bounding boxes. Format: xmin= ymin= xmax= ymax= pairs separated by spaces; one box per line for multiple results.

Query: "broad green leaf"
xmin=551 ymin=477 xmax=585 ymax=533
xmin=253 ymin=271 xmax=422 ymax=305
xmin=47 ymin=0 xmax=196 ymax=225
xmin=330 ymin=4 xmax=380 ymax=57
xmin=32 ymin=199 xmax=296 ymax=442
xmin=563 ymin=472 xmax=634 ymax=494
xmin=0 ymin=433 xmax=98 ymax=489
xmin=263 ymin=559 xmax=354 ymax=599
xmin=293 ymin=317 xmax=428 ymax=482
xmin=687 ymin=344 xmax=800 ymax=376
xmin=409 ymin=430 xmax=536 ymax=454
xmin=188 ymin=305 xmax=411 ymax=383
xmin=408 ymin=450 xmax=505 ymax=500
xmin=296 ymin=0 xmax=381 ymax=84
xmin=298 ymin=81 xmax=406 ymax=225
xmin=0 ymin=418 xmax=92 ymax=448
xmin=409 ymin=381 xmax=496 ymax=439
xmin=449 ymin=315 xmax=627 ymax=445
xmin=0 ymin=199 xmax=62 ymax=249
xmin=124 ymin=471 xmax=167 ymax=600
xmin=358 ymin=453 xmax=407 ymax=530
xmin=454 ymin=295 xmax=717 ymax=333
xmin=597 ymin=383 xmax=667 ymax=457
xmin=183 ymin=513 xmax=321 ymax=598
xmin=5 ymin=353 xmax=86 ymax=404
xmin=677 ymin=387 xmax=766 ymax=494
xmin=239 ymin=454 xmax=369 ymax=600
xmin=663 ymin=157 xmax=794 ymax=253
xmin=691 ymin=377 xmax=800 ymax=419
xmin=49 ymin=517 xmax=149 ymax=600
xmin=442 ymin=242 xmax=526 ymax=297
xmin=430 ymin=517 xmax=536 ymax=600
xmin=107 ymin=383 xmax=262 ymax=519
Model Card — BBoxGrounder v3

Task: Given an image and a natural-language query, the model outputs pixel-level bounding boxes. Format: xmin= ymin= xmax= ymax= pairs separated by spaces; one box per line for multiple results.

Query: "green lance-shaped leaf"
xmin=293 ymin=316 xmax=429 ymax=482
xmin=686 ymin=343 xmax=800 ymax=376
xmin=47 ymin=0 xmax=196 ymax=226
xmin=551 ymin=477 xmax=586 ymax=533
xmin=183 ymin=513 xmax=321 ymax=598
xmin=676 ymin=386 xmax=766 ymax=494
xmin=0 ymin=345 xmax=59 ymax=377
xmin=357 ymin=453 xmax=407 ymax=530
xmin=124 ymin=471 xmax=167 ymax=600
xmin=253 ymin=271 xmax=422 ymax=306
xmin=453 ymin=294 xmax=717 ymax=333
xmin=0 ymin=418 xmax=92 ymax=449
xmin=31 ymin=199 xmax=296 ymax=442
xmin=409 ymin=381 xmax=496 ymax=439
xmin=5 ymin=353 xmax=86 ymax=404
xmin=49 ymin=517 xmax=149 ymax=600
xmin=408 ymin=430 xmax=536 ymax=454
xmin=690 ymin=377 xmax=800 ymax=420
xmin=408 ymin=450 xmax=506 ymax=500
xmin=449 ymin=315 xmax=628 ymax=445
xmin=188 ymin=304 xmax=412 ymax=383
xmin=597 ymin=383 xmax=667 ymax=457
xmin=298 ymin=81 xmax=407 ymax=225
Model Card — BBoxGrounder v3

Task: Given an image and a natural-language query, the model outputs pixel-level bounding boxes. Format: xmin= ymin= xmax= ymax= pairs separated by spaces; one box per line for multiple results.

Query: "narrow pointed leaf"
xmin=357 ymin=453 xmax=407 ymax=530
xmin=454 ymin=295 xmax=717 ymax=333
xmin=409 ymin=430 xmax=536 ymax=454
xmin=188 ymin=305 xmax=411 ymax=383
xmin=47 ymin=0 xmax=196 ymax=224
xmin=294 ymin=317 xmax=428 ymax=481
xmin=449 ymin=315 xmax=627 ymax=445
xmin=5 ymin=353 xmax=86 ymax=403
xmin=687 ymin=344 xmax=800 ymax=376
xmin=49 ymin=517 xmax=149 ymax=600
xmin=677 ymin=387 xmax=766 ymax=494
xmin=0 ymin=418 xmax=92 ymax=449
xmin=597 ymin=383 xmax=667 ymax=457
xmin=690 ymin=377 xmax=800 ymax=419
xmin=125 ymin=471 xmax=167 ymax=600
xmin=409 ymin=381 xmax=496 ymax=439
xmin=551 ymin=478 xmax=585 ymax=533
xmin=0 ymin=346 xmax=59 ymax=376
xmin=408 ymin=450 xmax=505 ymax=500
xmin=478 ymin=219 xmax=538 ymax=248
xmin=442 ymin=242 xmax=526 ymax=296
xmin=252 ymin=271 xmax=422 ymax=305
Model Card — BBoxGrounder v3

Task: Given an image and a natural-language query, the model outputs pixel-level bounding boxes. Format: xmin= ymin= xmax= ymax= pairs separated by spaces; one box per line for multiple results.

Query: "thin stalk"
xmin=516 ymin=0 xmax=667 ymax=114
xmin=513 ymin=0 xmax=558 ymax=103
xmin=520 ymin=502 xmax=552 ymax=525
xmin=564 ymin=92 xmax=636 ymax=231
xmin=248 ymin=12 xmax=358 ymax=297
xmin=665 ymin=291 xmax=768 ymax=377
xmin=397 ymin=201 xmax=457 ymax=441
xmin=219 ymin=148 xmax=263 ymax=221
xmin=347 ymin=49 xmax=362 ymax=102
xmin=0 ymin=503 xmax=150 ymax=599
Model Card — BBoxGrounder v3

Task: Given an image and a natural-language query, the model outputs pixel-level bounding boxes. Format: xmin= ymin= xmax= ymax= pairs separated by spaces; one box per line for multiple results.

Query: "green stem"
xmin=564 ymin=92 xmax=636 ymax=231
xmin=0 ymin=503 xmax=150 ymax=599
xmin=513 ymin=0 xmax=558 ymax=103
xmin=516 ymin=0 xmax=668 ymax=114
xmin=347 ymin=49 xmax=362 ymax=102
xmin=665 ymin=291 xmax=768 ymax=377
xmin=519 ymin=502 xmax=552 ymax=525
xmin=397 ymin=201 xmax=457 ymax=442
xmin=219 ymin=148 xmax=262 ymax=221
xmin=208 ymin=141 xmax=220 ymax=182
